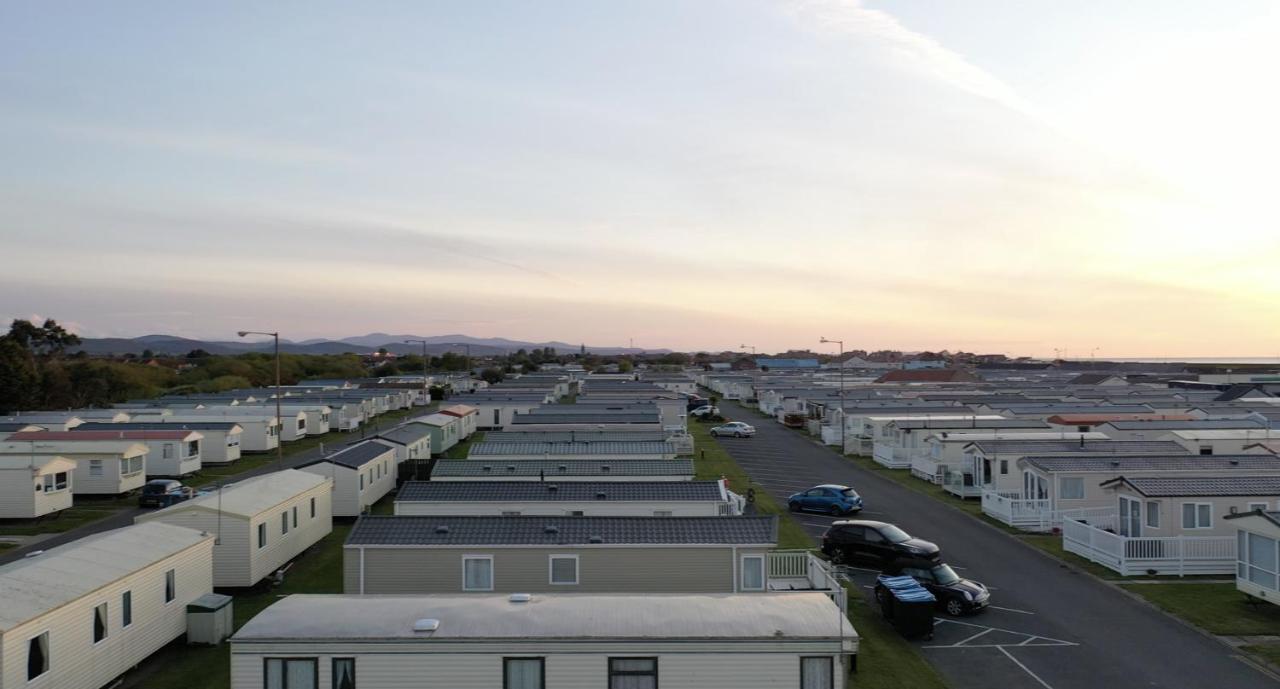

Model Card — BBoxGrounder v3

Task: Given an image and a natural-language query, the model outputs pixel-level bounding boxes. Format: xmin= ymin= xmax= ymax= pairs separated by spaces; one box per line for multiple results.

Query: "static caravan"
xmin=297 ymin=443 xmax=397 ymax=517
xmin=77 ymin=421 xmax=243 ymax=464
xmin=230 ymin=593 xmax=857 ymax=689
xmin=1165 ymin=430 xmax=1280 ymax=457
xmin=507 ymin=410 xmax=663 ymax=433
xmin=343 ymin=515 xmax=777 ymax=595
xmin=394 ymin=480 xmax=741 ymax=517
xmin=286 ymin=398 xmax=364 ymax=432
xmin=134 ymin=413 xmax=279 ymax=455
xmin=467 ymin=440 xmax=677 ymax=461
xmin=964 ymin=439 xmax=1188 ymax=495
xmin=135 ymin=470 xmax=332 ymax=587
xmin=1099 ymin=475 xmax=1280 ymax=538
xmin=430 ymin=459 xmax=696 ymax=482
xmin=1095 ymin=420 xmax=1266 ymax=441
xmin=413 ymin=413 xmax=461 ymax=456
xmin=242 ymin=404 xmax=332 ymax=437
xmin=0 ymin=455 xmax=75 ymax=518
xmin=0 ymin=414 xmax=85 ymax=432
xmin=65 ymin=409 xmax=135 ymax=423
xmin=11 ymin=429 xmax=203 ymax=477
xmin=0 ymin=438 xmax=148 ymax=495
xmin=458 ymin=394 xmax=551 ymax=430
xmin=174 ymin=406 xmax=310 ymax=442
xmin=438 ymin=404 xmax=479 ymax=439
xmin=865 ymin=415 xmax=1008 ymax=469
xmin=369 ymin=424 xmax=433 ymax=463
xmin=1226 ymin=510 xmax=1280 ymax=605
xmin=926 ymin=432 xmax=1108 ymax=494
xmin=483 ymin=430 xmax=670 ymax=443
xmin=0 ymin=523 xmax=214 ymax=689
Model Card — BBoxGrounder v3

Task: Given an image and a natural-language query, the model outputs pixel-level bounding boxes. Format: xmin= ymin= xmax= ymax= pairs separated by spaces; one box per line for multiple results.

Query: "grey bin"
xmin=186 ymin=593 xmax=234 ymax=645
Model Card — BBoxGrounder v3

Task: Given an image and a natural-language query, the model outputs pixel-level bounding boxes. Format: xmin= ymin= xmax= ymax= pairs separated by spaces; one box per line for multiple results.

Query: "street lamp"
xmin=740 ymin=344 xmax=756 ymax=355
xmin=238 ymin=330 xmax=284 ymax=469
xmin=820 ymin=337 xmax=845 ymax=454
xmin=404 ymin=339 xmax=430 ymax=406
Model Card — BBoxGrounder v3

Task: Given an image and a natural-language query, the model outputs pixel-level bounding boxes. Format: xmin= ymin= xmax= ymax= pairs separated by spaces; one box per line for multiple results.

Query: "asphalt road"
xmin=718 ymin=401 xmax=1278 ymax=689
xmin=0 ymin=408 xmax=432 ymax=566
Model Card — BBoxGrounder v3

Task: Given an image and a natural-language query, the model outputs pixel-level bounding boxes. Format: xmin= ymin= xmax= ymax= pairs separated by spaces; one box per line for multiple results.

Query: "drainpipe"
xmin=731 ymin=545 xmax=738 ymax=592
xmin=359 ymin=547 xmax=366 ymax=594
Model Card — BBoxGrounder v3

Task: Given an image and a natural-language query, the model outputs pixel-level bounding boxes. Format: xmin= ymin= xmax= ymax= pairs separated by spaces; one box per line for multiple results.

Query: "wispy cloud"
xmin=786 ymin=0 xmax=1040 ymax=119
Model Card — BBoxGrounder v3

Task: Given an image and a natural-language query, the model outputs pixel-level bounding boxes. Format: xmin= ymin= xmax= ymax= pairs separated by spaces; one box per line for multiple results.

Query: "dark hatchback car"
xmin=788 ymin=484 xmax=863 ymax=515
xmin=821 ymin=520 xmax=941 ymax=566
xmin=883 ymin=559 xmax=990 ymax=616
xmin=138 ymin=479 xmax=193 ymax=508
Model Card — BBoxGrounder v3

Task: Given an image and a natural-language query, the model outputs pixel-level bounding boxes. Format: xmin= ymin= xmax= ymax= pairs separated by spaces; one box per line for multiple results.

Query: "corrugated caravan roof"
xmin=397 ymin=480 xmax=723 ymax=502
xmin=430 ymin=459 xmax=694 ymax=478
xmin=142 ymin=469 xmax=328 ymax=518
xmin=347 ymin=515 xmax=776 ymax=546
xmin=468 ymin=441 xmax=674 ymax=456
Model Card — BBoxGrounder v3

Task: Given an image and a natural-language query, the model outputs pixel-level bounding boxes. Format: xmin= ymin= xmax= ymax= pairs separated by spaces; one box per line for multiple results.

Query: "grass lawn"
xmin=1118 ymin=583 xmax=1280 ymax=636
xmin=1242 ymin=644 xmax=1280 ymax=667
xmin=121 ymin=518 xmax=358 ymax=689
xmin=0 ymin=542 xmax=15 ymax=551
xmin=0 ymin=495 xmax=136 ymax=536
xmin=691 ymin=420 xmax=949 ymax=688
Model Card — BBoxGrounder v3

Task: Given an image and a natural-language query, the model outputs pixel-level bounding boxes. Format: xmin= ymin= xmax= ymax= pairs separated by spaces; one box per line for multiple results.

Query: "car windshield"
xmin=880 ymin=525 xmax=912 ymax=544
xmin=143 ymin=484 xmax=169 ymax=494
xmin=932 ymin=565 xmax=961 ymax=585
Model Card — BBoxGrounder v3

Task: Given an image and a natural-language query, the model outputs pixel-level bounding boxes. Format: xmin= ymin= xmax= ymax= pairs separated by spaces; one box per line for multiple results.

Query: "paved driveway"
xmin=717 ymin=402 xmax=1277 ymax=689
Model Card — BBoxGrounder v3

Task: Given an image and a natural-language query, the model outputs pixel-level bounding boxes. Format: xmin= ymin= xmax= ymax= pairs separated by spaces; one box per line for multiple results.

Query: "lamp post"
xmin=740 ymin=344 xmax=756 ymax=355
xmin=404 ymin=339 xmax=429 ymax=406
xmin=820 ymin=337 xmax=845 ymax=454
xmin=238 ymin=330 xmax=284 ymax=469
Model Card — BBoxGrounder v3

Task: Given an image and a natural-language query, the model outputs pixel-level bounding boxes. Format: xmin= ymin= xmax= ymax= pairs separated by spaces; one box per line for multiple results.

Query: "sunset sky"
xmin=1 ymin=1 xmax=1277 ymax=356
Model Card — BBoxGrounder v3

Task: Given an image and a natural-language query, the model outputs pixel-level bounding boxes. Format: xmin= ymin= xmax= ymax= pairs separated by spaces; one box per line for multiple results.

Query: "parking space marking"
xmin=999 ymin=647 xmax=1055 ymax=689
xmin=924 ymin=617 xmax=1077 ymax=649
xmin=954 ymin=628 xmax=994 ymax=646
xmin=989 ymin=605 xmax=1036 ymax=615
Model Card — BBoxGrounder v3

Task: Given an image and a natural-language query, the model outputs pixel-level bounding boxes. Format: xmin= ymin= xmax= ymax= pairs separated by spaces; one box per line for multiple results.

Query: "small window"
xmin=1199 ymin=445 xmax=1214 ymax=456
xmin=359 ymin=474 xmax=364 ymax=490
xmin=332 ymin=658 xmax=355 ymax=689
xmin=550 ymin=555 xmax=579 ymax=585
xmin=27 ymin=632 xmax=49 ymax=681
xmin=292 ymin=506 xmax=298 ymax=529
xmin=609 ymin=658 xmax=657 ymax=689
xmin=1250 ymin=503 xmax=1269 ymax=513
xmin=801 ymin=656 xmax=834 ymax=689
xmin=164 ymin=569 xmax=176 ymax=603
xmin=122 ymin=590 xmax=132 ymax=627
xmin=1145 ymin=501 xmax=1160 ymax=528
xmin=89 ymin=459 xmax=104 ymax=477
xmin=502 ymin=511 xmax=522 ymax=517
xmin=740 ymin=554 xmax=766 ymax=591
xmin=310 ymin=497 xmax=316 ymax=519
xmin=186 ymin=440 xmax=199 ymax=457
xmin=265 ymin=658 xmax=318 ymax=689
xmin=258 ymin=522 xmax=267 ymax=549
xmin=162 ymin=444 xmax=174 ymax=459
xmin=1059 ymin=478 xmax=1085 ymax=500
xmin=93 ymin=602 xmax=108 ymax=643
xmin=281 ymin=512 xmax=289 ymax=535
xmin=463 ymin=556 xmax=494 ymax=591
xmin=999 ymin=459 xmax=1008 ymax=475
xmin=569 ymin=510 xmax=585 ymax=517
xmin=653 ymin=510 xmax=673 ymax=517
xmin=1182 ymin=502 xmax=1212 ymax=529
xmin=504 ymin=658 xmax=544 ymax=689
xmin=1077 ymin=425 xmax=1090 ymax=433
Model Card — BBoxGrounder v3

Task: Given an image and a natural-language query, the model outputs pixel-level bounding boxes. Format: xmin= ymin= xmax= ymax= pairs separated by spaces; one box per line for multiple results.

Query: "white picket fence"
xmin=1061 ymin=518 xmax=1236 ymax=576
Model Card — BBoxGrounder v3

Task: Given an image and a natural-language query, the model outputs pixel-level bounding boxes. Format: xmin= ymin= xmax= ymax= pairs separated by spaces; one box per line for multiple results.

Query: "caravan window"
xmin=1182 ymin=503 xmax=1212 ymax=529
xmin=27 ymin=632 xmax=49 ymax=680
xmin=504 ymin=658 xmax=543 ymax=689
xmin=801 ymin=657 xmax=834 ymax=689
xmin=265 ymin=658 xmax=318 ymax=689
xmin=609 ymin=658 xmax=657 ymax=689
xmin=463 ymin=555 xmax=494 ymax=591
xmin=92 ymin=602 xmax=108 ymax=643
xmin=331 ymin=658 xmax=355 ymax=689
xmin=1059 ymin=478 xmax=1084 ymax=500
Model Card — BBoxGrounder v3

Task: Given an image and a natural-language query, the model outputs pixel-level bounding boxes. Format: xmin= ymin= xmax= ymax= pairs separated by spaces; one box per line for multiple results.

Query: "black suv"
xmin=821 ymin=520 xmax=940 ymax=566
xmin=882 ymin=558 xmax=990 ymax=616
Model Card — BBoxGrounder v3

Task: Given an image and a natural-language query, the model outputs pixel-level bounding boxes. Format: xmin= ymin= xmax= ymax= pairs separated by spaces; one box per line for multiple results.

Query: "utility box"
xmin=186 ymin=592 xmax=234 ymax=645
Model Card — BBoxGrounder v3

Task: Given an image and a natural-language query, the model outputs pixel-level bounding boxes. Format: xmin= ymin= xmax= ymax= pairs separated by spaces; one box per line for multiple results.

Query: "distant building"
xmin=874 ymin=369 xmax=980 ymax=384
xmin=754 ymin=358 xmax=820 ymax=370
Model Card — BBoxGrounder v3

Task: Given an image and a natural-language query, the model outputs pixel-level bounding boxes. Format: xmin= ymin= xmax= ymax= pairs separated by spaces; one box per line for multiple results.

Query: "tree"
xmin=617 ymin=359 xmax=634 ymax=373
xmin=480 ymin=367 xmax=505 ymax=384
xmin=141 ymin=349 xmax=155 ymax=359
xmin=0 ymin=338 xmax=39 ymax=410
xmin=186 ymin=348 xmax=211 ymax=359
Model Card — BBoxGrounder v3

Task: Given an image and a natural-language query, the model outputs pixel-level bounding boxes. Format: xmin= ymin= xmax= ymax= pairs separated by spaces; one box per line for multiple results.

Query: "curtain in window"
xmin=285 ymin=660 xmax=315 ymax=688
xmin=741 ymin=557 xmax=764 ymax=590
xmin=464 ymin=559 xmax=492 ymax=590
xmin=610 ymin=659 xmax=656 ymax=689
xmin=505 ymin=659 xmax=543 ymax=689
xmin=333 ymin=659 xmax=355 ymax=689
xmin=801 ymin=657 xmax=833 ymax=689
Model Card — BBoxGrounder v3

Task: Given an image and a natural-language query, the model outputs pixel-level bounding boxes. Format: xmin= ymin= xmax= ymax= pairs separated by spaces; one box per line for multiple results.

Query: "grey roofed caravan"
xmin=483 ymin=430 xmax=668 ymax=443
xmin=1022 ymin=454 xmax=1280 ymax=473
xmin=1099 ymin=475 xmax=1280 ymax=497
xmin=396 ymin=480 xmax=724 ymax=503
xmin=468 ymin=441 xmax=675 ymax=456
xmin=430 ymin=459 xmax=694 ymax=479
xmin=346 ymin=514 xmax=777 ymax=546
xmin=299 ymin=441 xmax=391 ymax=469
xmin=965 ymin=439 xmax=1187 ymax=455
xmin=510 ymin=412 xmax=659 ymax=424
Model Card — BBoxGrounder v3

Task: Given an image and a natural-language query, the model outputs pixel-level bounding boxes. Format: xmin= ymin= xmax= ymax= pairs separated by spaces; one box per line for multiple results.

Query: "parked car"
xmin=709 ymin=421 xmax=755 ymax=437
xmin=821 ymin=520 xmax=940 ymax=566
xmin=788 ymin=484 xmax=863 ymax=515
xmin=883 ymin=559 xmax=990 ymax=616
xmin=690 ymin=404 xmax=720 ymax=418
xmin=685 ymin=397 xmax=710 ymax=411
xmin=137 ymin=479 xmax=195 ymax=508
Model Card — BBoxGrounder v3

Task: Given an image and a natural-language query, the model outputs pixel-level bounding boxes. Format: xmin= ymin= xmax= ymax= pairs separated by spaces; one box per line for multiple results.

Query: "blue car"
xmin=788 ymin=484 xmax=863 ymax=515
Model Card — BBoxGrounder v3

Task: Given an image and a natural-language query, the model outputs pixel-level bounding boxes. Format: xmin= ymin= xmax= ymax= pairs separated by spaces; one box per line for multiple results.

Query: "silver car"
xmin=710 ymin=421 xmax=755 ymax=438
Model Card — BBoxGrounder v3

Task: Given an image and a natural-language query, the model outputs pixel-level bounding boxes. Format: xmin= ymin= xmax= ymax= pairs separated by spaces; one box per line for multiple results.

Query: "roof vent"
xmin=544 ymin=525 xmax=559 ymax=534
xmin=507 ymin=465 xmax=516 ymax=472
xmin=482 ymin=465 xmax=492 ymax=472
xmin=589 ymin=535 xmax=604 ymax=543
xmin=547 ymin=484 xmax=558 ymax=491
xmin=509 ymin=593 xmax=532 ymax=603
xmin=601 ymin=465 xmax=611 ymax=472
xmin=435 ymin=525 xmax=450 ymax=534
xmin=1110 ymin=460 xmax=1120 ymax=467
xmin=1231 ymin=459 xmax=1240 ymax=465
xmin=595 ymin=491 xmax=607 ymax=500
xmin=413 ymin=618 xmax=440 ymax=633
xmin=558 ymin=464 xmax=568 ymax=471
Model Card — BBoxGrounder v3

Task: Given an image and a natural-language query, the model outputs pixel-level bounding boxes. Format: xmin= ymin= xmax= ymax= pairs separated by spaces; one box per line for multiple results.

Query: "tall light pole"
xmin=740 ymin=344 xmax=756 ymax=356
xmin=820 ymin=337 xmax=845 ymax=455
xmin=238 ymin=330 xmax=284 ymax=469
xmin=404 ymin=339 xmax=429 ymax=406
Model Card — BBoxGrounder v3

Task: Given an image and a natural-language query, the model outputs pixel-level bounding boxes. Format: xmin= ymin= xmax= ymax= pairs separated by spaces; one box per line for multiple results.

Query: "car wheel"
xmin=945 ymin=599 xmax=965 ymax=616
xmin=710 ymin=431 xmax=718 ymax=437
xmin=788 ymin=501 xmax=801 ymax=512
xmin=830 ymin=548 xmax=848 ymax=565
xmin=734 ymin=432 xmax=743 ymax=438
xmin=828 ymin=505 xmax=842 ymax=516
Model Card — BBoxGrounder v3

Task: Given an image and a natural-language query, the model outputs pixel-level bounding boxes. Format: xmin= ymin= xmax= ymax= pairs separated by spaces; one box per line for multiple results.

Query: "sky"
xmin=1 ymin=1 xmax=1277 ymax=357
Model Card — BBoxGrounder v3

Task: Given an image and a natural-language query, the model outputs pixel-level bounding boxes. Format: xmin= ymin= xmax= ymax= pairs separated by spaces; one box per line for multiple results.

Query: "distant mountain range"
xmin=69 ymin=333 xmax=668 ymax=357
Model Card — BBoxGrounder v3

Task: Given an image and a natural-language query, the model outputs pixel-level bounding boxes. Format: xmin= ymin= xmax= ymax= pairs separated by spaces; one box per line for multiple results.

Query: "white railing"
xmin=1061 ymin=518 xmax=1237 ymax=576
xmin=910 ymin=456 xmax=943 ymax=483
xmin=768 ymin=551 xmax=848 ymax=613
xmin=725 ymin=491 xmax=747 ymax=516
xmin=872 ymin=444 xmax=912 ymax=469
xmin=942 ymin=470 xmax=982 ymax=498
xmin=981 ymin=490 xmax=1054 ymax=531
